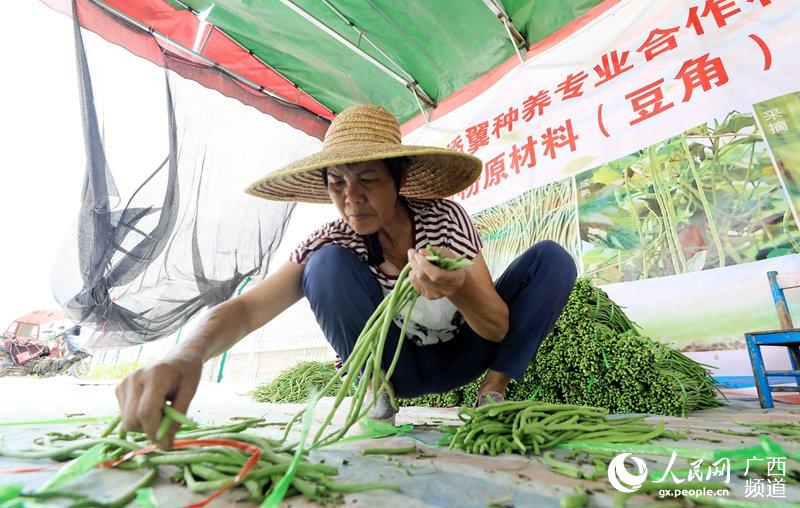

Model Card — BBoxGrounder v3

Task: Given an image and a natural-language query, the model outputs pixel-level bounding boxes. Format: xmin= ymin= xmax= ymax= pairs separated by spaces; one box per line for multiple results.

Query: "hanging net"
xmin=52 ymin=0 xmax=327 ymax=348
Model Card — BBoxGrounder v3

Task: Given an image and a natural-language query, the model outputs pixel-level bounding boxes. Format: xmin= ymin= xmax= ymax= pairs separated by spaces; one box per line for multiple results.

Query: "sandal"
xmin=474 ymin=391 xmax=505 ymax=408
xmin=364 ymin=391 xmax=398 ymax=425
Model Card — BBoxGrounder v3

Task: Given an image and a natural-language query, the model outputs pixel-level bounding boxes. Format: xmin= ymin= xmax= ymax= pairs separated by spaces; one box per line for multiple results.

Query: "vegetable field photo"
xmin=577 ymin=111 xmax=800 ymax=283
xmin=472 ymin=178 xmax=581 ymax=279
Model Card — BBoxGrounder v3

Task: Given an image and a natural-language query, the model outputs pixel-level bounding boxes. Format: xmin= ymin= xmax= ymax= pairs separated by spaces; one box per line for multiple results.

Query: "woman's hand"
xmin=115 ymin=351 xmax=203 ymax=449
xmin=406 ymin=247 xmax=467 ymax=300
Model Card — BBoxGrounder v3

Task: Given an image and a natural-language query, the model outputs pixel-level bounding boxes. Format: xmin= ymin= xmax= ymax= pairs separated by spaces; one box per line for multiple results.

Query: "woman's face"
xmin=326 ymin=160 xmax=401 ymax=235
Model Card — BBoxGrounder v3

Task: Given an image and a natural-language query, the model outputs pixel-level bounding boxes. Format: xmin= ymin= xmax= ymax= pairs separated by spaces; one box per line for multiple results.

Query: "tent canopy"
xmin=45 ymin=0 xmax=609 ymax=136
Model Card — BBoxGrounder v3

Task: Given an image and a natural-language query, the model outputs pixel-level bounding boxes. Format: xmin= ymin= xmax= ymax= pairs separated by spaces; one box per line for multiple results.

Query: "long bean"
xmin=280 ymin=246 xmax=472 ymax=449
xmin=3 ymin=250 xmax=474 ymax=507
xmin=3 ymin=413 xmax=379 ymax=506
xmin=407 ymin=278 xmax=721 ymax=415
xmin=362 ymin=445 xmax=417 ymax=455
xmin=251 ymin=361 xmax=348 ymax=403
xmin=68 ymin=468 xmax=158 ymax=508
xmin=542 ymin=451 xmax=583 ymax=479
xmin=449 ymin=400 xmax=667 ymax=456
xmin=0 ymin=436 xmax=139 ymax=459
xmin=560 ymin=487 xmax=589 ymax=508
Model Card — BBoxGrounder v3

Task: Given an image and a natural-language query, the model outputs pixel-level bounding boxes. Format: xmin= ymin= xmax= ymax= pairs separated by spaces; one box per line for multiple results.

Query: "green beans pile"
xmin=443 ymin=400 xmax=667 ymax=456
xmin=0 ymin=412 xmax=395 ymax=506
xmin=401 ymin=278 xmax=721 ymax=416
xmin=284 ymin=246 xmax=473 ymax=448
xmin=398 ymin=372 xmax=484 ymax=408
xmin=398 ymin=388 xmax=462 ymax=408
xmin=251 ymin=361 xmax=350 ymax=403
xmin=519 ymin=279 xmax=721 ymax=416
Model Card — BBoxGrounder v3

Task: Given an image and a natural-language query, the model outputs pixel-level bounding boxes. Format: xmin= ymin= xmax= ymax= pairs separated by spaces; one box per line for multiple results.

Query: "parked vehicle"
xmin=0 ymin=310 xmax=90 ymax=377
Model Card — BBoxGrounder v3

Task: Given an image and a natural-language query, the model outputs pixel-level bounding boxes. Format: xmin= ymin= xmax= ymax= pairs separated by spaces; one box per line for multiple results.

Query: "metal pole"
xmin=481 ymin=0 xmax=527 ymax=63
xmin=411 ymin=88 xmax=431 ymax=126
xmin=277 ymin=0 xmax=435 ymax=108
xmin=501 ymin=18 xmax=525 ymax=63
xmin=319 ymin=0 xmax=418 ymax=84
xmin=216 ymin=276 xmax=252 ymax=383
xmin=88 ymin=0 xmax=304 ymax=108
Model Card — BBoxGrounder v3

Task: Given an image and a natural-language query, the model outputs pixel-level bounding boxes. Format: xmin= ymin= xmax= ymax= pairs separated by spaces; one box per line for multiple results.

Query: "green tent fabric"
xmin=165 ymin=0 xmax=606 ymax=123
xmin=504 ymin=0 xmax=606 ymax=44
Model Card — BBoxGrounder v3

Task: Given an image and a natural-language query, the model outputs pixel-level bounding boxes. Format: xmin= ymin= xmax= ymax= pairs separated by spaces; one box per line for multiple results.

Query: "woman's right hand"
xmin=112 ymin=262 xmax=306 ymax=448
xmin=115 ymin=350 xmax=203 ymax=449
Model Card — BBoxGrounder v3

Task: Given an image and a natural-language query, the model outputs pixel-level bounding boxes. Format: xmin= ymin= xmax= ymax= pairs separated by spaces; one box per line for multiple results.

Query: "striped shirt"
xmin=290 ymin=198 xmax=484 ymax=345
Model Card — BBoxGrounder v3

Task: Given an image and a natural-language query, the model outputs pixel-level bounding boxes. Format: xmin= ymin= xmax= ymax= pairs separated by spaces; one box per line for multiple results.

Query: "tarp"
xmin=41 ymin=0 xmax=609 ymax=126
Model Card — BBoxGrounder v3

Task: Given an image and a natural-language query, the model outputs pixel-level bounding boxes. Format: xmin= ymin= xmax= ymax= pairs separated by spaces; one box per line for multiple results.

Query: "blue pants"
xmin=302 ymin=241 xmax=577 ymax=398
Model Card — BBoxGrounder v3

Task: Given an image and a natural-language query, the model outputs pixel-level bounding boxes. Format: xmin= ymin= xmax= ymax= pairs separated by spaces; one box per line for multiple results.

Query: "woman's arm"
xmin=181 ymin=261 xmax=305 ymax=362
xmin=116 ymin=261 xmax=305 ymax=446
xmin=448 ymin=253 xmax=509 ymax=342
xmin=407 ymin=249 xmax=509 ymax=342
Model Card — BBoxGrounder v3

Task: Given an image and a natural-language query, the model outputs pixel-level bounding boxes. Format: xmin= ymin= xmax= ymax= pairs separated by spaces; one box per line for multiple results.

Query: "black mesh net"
xmin=52 ymin=0 xmax=326 ymax=348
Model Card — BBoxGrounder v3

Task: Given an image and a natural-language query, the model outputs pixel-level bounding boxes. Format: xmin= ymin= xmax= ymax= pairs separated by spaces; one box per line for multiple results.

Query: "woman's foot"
xmin=474 ymin=390 xmax=505 ymax=408
xmin=365 ymin=391 xmax=398 ymax=425
xmin=474 ymin=370 xmax=511 ymax=408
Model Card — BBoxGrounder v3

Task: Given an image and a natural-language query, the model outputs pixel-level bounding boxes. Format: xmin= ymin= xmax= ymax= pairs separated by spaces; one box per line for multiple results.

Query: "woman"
xmin=116 ymin=104 xmax=576 ymax=446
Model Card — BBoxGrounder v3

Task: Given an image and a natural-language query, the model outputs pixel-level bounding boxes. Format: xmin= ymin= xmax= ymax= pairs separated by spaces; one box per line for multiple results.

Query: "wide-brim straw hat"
xmin=245 ymin=104 xmax=483 ymax=203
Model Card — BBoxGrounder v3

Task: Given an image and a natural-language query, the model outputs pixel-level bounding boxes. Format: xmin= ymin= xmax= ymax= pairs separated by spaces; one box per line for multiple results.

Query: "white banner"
xmin=404 ymin=0 xmax=799 ymax=214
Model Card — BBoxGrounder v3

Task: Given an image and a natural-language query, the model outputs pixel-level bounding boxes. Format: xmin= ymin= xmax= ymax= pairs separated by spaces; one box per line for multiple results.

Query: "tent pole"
xmin=87 ymin=0 xmax=318 ymax=111
xmin=277 ymin=0 xmax=436 ymax=109
xmin=169 ymin=0 xmax=332 ymax=118
xmin=481 ymin=0 xmax=527 ymax=63
xmin=501 ymin=19 xmax=526 ymax=63
xmin=319 ymin=0 xmax=418 ymax=86
xmin=411 ymin=88 xmax=431 ymax=126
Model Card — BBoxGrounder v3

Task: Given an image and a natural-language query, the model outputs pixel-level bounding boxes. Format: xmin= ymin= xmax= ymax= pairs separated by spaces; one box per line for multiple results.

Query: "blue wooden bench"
xmin=744 ymin=270 xmax=800 ymax=409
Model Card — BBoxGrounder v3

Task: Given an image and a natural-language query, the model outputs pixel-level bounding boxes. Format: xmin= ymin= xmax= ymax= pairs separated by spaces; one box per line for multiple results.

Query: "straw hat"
xmin=245 ymin=104 xmax=483 ymax=203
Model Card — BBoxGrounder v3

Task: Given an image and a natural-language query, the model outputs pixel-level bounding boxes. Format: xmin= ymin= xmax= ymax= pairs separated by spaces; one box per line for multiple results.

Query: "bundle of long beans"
xmin=443 ymin=400 xmax=667 ymax=456
xmin=282 ymin=246 xmax=473 ymax=448
xmin=403 ymin=278 xmax=721 ymax=416
xmin=251 ymin=361 xmax=348 ymax=403
xmin=1 ymin=247 xmax=473 ymax=506
xmin=0 ymin=409 xmax=396 ymax=506
xmin=398 ymin=375 xmax=483 ymax=408
xmin=522 ymin=279 xmax=721 ymax=416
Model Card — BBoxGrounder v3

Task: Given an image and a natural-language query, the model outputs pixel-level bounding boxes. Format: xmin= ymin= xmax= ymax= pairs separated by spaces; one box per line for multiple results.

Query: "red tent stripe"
xmin=42 ymin=0 xmax=334 ymax=134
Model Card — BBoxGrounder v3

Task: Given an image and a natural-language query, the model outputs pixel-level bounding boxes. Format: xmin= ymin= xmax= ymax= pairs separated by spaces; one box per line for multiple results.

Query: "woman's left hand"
xmin=406 ymin=248 xmax=467 ymax=300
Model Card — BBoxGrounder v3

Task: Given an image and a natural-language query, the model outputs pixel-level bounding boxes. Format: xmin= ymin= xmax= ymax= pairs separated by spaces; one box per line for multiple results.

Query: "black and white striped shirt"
xmin=290 ymin=198 xmax=483 ymax=290
xmin=290 ymin=198 xmax=484 ymax=345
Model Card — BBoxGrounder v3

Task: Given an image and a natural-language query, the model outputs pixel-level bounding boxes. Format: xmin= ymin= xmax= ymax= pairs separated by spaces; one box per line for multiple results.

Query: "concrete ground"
xmin=1 ymin=376 xmax=799 ymax=507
